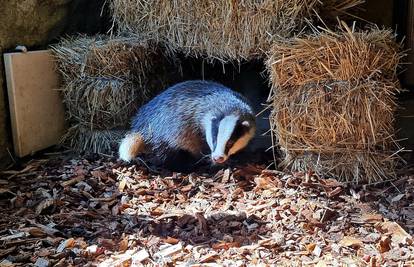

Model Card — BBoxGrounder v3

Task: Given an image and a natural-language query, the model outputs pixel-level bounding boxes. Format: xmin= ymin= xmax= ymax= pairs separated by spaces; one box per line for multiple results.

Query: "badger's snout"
xmin=211 ymin=152 xmax=228 ymax=164
xmin=212 ymin=155 xmax=227 ymax=164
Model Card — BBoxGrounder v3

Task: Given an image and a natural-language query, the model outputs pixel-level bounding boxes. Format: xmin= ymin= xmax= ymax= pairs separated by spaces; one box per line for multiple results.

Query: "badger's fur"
xmin=119 ymin=80 xmax=256 ymax=166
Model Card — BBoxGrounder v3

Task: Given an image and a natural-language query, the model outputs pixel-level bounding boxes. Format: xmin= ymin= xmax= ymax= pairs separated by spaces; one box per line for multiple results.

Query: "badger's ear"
xmin=241 ymin=120 xmax=250 ymax=127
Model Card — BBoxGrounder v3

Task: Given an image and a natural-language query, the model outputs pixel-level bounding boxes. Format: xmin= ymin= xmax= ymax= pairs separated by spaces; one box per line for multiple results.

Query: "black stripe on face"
xmin=224 ymin=121 xmax=250 ymax=155
xmin=211 ymin=116 xmax=220 ymax=151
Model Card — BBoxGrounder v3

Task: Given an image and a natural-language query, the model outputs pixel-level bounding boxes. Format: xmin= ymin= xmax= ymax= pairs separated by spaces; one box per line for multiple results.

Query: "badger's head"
xmin=203 ymin=113 xmax=256 ymax=164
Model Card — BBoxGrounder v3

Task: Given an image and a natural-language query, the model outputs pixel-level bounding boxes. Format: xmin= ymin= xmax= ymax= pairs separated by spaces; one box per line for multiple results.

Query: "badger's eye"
xmin=226 ymin=141 xmax=235 ymax=148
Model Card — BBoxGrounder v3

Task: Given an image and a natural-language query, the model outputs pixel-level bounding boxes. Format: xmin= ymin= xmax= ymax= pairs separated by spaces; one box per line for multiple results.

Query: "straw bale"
xmin=62 ymin=78 xmax=141 ymax=130
xmin=318 ymin=0 xmax=365 ymax=23
xmin=51 ymin=34 xmax=181 ymax=153
xmin=62 ymin=124 xmax=126 ymax=155
xmin=51 ymin=35 xmax=155 ymax=82
xmin=51 ymin=35 xmax=157 ymax=126
xmin=110 ymin=0 xmax=363 ymax=61
xmin=266 ymin=25 xmax=404 ymax=184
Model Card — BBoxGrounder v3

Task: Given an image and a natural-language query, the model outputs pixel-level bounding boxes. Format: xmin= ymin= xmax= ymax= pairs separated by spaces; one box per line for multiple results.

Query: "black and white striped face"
xmin=203 ymin=114 xmax=255 ymax=164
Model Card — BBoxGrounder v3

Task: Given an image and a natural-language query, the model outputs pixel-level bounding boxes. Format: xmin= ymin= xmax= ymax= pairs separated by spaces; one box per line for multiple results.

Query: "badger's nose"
xmin=212 ymin=155 xmax=226 ymax=164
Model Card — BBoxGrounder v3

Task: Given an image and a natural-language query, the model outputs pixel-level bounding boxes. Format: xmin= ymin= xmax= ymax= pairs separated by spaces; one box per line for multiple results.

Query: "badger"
xmin=118 ymin=80 xmax=256 ymax=167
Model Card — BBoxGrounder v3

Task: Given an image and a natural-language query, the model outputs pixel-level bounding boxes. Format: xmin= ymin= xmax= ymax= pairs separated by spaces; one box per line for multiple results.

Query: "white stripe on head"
xmin=212 ymin=114 xmax=238 ymax=159
xmin=202 ymin=114 xmax=215 ymax=151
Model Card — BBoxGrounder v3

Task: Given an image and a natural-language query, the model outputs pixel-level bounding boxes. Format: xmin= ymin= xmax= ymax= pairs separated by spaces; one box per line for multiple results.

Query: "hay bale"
xmin=51 ymin=34 xmax=155 ymax=84
xmin=110 ymin=0 xmax=363 ymax=61
xmin=266 ymin=24 xmax=404 ymax=184
xmin=62 ymin=78 xmax=140 ymax=129
xmin=51 ymin=35 xmax=180 ymax=154
xmin=318 ymin=0 xmax=365 ymax=22
xmin=62 ymin=124 xmax=126 ymax=155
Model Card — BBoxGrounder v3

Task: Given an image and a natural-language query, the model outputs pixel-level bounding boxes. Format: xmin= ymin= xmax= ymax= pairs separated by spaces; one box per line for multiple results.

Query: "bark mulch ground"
xmin=1 ymin=152 xmax=413 ymax=266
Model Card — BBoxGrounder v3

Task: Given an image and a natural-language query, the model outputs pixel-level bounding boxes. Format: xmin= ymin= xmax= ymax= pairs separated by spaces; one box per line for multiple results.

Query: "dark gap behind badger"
xmin=154 ymin=56 xmax=274 ymax=173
